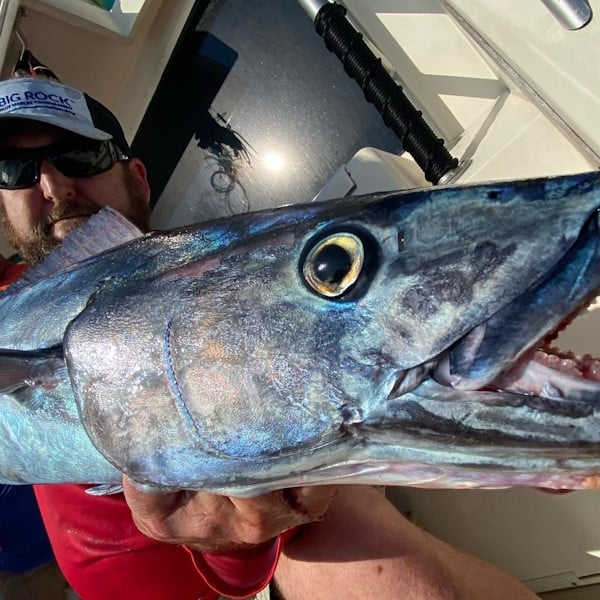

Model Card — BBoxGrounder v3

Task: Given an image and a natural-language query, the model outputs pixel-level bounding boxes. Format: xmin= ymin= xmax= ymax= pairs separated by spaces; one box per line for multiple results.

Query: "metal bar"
xmin=297 ymin=0 xmax=328 ymax=22
xmin=540 ymin=0 xmax=592 ymax=30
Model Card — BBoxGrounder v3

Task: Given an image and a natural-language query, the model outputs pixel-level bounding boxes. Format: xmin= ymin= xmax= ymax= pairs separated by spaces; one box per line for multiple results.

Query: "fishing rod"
xmin=298 ymin=0 xmax=460 ymax=185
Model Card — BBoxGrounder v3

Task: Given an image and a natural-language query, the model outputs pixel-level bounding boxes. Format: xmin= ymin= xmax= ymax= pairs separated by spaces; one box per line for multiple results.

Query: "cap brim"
xmin=0 ymin=113 xmax=112 ymax=141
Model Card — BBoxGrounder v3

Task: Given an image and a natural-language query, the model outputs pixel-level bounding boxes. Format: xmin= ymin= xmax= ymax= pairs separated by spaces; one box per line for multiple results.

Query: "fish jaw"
xmin=57 ymin=171 xmax=600 ymax=494
xmin=447 ymin=209 xmax=600 ymax=389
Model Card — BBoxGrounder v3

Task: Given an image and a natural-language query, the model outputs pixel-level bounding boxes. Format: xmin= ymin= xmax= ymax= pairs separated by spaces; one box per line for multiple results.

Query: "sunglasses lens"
xmin=0 ymin=157 xmax=39 ymax=189
xmin=0 ymin=141 xmax=128 ymax=189
xmin=52 ymin=142 xmax=117 ymax=178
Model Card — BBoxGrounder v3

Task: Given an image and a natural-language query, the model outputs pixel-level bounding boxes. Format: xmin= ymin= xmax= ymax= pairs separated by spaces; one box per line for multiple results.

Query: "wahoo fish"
xmin=2 ymin=171 xmax=600 ymax=496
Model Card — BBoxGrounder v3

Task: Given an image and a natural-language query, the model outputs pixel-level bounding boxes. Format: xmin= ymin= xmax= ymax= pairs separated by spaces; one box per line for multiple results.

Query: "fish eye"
xmin=302 ymin=232 xmax=364 ymax=298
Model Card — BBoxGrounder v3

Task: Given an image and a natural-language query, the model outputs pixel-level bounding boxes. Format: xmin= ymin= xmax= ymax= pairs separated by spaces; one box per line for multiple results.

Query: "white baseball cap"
xmin=0 ymin=77 xmax=130 ymax=154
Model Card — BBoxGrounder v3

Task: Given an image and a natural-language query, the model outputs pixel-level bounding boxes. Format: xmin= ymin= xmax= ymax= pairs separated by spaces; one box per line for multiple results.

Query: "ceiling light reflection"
xmin=263 ymin=151 xmax=285 ymax=172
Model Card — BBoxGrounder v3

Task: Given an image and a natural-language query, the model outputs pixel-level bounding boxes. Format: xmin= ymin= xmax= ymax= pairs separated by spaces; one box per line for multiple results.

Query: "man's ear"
xmin=127 ymin=158 xmax=151 ymax=205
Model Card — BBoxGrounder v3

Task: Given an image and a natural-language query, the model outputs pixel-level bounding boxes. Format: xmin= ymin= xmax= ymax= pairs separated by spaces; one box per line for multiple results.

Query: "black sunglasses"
xmin=0 ymin=140 xmax=130 ymax=190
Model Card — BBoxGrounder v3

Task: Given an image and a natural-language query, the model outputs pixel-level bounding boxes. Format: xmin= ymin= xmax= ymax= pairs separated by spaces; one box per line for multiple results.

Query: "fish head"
xmin=65 ymin=171 xmax=600 ymax=494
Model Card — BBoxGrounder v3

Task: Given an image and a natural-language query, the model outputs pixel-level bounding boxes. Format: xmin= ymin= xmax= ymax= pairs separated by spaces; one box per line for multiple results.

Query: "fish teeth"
xmin=387 ymin=364 xmax=432 ymax=400
xmin=541 ymin=382 xmax=564 ymax=399
xmin=533 ymin=348 xmax=600 ymax=382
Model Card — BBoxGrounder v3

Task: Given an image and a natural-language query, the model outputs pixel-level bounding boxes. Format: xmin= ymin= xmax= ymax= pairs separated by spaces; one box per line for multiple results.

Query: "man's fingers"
xmin=122 ymin=477 xmax=197 ymax=540
xmin=228 ymin=486 xmax=339 ymax=543
xmin=122 ymin=476 xmax=180 ymax=516
xmin=280 ymin=485 xmax=338 ymax=521
xmin=122 ymin=478 xmax=340 ymax=552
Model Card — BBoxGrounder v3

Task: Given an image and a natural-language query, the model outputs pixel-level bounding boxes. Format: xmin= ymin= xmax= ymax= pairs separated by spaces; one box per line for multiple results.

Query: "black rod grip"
xmin=315 ymin=3 xmax=458 ymax=184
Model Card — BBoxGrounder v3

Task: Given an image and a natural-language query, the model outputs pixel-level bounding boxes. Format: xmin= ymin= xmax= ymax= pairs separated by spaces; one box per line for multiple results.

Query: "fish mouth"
xmin=488 ymin=331 xmax=600 ymax=400
xmin=382 ymin=211 xmax=600 ymax=405
xmin=369 ymin=323 xmax=600 ymax=490
xmin=439 ymin=210 xmax=600 ymax=402
xmin=372 ymin=212 xmax=600 ymax=489
xmin=430 ymin=305 xmax=600 ymax=406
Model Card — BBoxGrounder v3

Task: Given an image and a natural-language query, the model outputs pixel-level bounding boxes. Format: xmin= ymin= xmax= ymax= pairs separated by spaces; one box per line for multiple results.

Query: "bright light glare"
xmin=587 ymin=550 xmax=600 ymax=558
xmin=263 ymin=152 xmax=285 ymax=172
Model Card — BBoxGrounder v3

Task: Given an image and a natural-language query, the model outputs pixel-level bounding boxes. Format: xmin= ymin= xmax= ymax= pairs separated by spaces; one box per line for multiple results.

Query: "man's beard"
xmin=0 ymin=167 xmax=150 ymax=266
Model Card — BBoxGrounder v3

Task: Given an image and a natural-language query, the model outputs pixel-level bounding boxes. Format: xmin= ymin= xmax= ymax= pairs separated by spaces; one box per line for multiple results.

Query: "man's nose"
xmin=39 ymin=160 xmax=76 ymax=202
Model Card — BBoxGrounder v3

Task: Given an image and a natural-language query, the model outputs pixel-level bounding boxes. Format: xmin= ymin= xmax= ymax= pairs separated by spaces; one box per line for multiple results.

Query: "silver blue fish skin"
xmin=2 ymin=172 xmax=600 ymax=495
xmin=0 ymin=351 xmax=119 ymax=484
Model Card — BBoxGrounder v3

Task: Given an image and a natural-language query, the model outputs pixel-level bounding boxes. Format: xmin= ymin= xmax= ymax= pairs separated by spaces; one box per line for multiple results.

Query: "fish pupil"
xmin=315 ymin=245 xmax=351 ymax=284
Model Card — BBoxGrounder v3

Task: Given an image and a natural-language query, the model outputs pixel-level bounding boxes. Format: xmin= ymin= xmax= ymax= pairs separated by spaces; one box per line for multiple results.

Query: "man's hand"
xmin=122 ymin=477 xmax=337 ymax=553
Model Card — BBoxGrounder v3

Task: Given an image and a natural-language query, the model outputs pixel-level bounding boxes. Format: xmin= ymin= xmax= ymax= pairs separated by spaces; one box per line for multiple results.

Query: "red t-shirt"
xmin=34 ymin=485 xmax=283 ymax=600
xmin=1 ymin=263 xmax=285 ymax=599
xmin=0 ymin=262 xmax=27 ymax=290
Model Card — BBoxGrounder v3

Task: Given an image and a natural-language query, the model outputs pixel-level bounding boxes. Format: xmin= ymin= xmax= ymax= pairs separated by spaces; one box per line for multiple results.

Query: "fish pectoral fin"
xmin=85 ymin=484 xmax=124 ymax=496
xmin=0 ymin=347 xmax=65 ymax=394
xmin=12 ymin=207 xmax=145 ymax=291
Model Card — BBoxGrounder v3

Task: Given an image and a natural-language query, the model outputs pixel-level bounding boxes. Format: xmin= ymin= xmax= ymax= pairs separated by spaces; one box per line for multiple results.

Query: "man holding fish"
xmin=0 ymin=75 xmax=537 ymax=599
